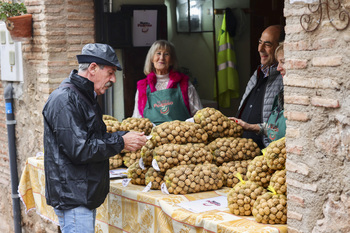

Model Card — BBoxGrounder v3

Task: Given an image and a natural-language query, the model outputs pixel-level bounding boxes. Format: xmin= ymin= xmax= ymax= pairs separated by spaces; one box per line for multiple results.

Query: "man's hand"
xmin=122 ymin=131 xmax=147 ymax=152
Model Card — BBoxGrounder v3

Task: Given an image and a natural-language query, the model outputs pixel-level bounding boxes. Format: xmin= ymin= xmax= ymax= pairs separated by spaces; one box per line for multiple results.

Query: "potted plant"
xmin=0 ymin=1 xmax=32 ymax=41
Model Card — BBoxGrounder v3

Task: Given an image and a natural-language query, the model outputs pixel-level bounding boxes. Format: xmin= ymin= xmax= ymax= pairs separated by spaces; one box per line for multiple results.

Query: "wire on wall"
xmin=300 ymin=0 xmax=350 ymax=32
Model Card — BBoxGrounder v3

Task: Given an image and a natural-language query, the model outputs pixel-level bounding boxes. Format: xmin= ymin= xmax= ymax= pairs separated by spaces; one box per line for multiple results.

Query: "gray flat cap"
xmin=76 ymin=43 xmax=122 ymax=70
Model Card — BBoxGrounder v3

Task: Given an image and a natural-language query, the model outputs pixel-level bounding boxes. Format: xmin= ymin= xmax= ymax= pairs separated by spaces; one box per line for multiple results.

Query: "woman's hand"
xmin=122 ymin=131 xmax=147 ymax=152
xmin=229 ymin=117 xmax=249 ymax=129
xmin=228 ymin=117 xmax=260 ymax=133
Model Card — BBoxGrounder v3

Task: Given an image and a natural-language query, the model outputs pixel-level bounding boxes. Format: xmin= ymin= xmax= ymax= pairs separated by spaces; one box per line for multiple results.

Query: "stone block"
xmin=287 ymin=178 xmax=318 ymax=192
xmin=312 ymin=56 xmax=342 ymax=67
xmin=286 ymin=159 xmax=309 ymax=175
xmin=286 ymin=145 xmax=303 ymax=155
xmin=285 ymin=59 xmax=308 ymax=69
xmin=288 ymin=210 xmax=303 ymax=221
xmin=287 ymin=226 xmax=303 ymax=233
xmin=312 ymin=193 xmax=350 ymax=233
xmin=311 ymin=97 xmax=340 ymax=108
xmin=284 ymin=75 xmax=340 ymax=89
xmin=284 ymin=95 xmax=310 ymax=105
xmin=288 ymin=194 xmax=305 ymax=207
xmin=312 ymin=38 xmax=337 ymax=50
xmin=285 ymin=41 xmax=309 ymax=51
xmin=285 ymin=111 xmax=309 ymax=122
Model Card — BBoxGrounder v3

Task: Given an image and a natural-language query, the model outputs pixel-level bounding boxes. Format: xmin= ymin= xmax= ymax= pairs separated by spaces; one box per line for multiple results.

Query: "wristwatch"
xmin=257 ymin=123 xmax=264 ymax=135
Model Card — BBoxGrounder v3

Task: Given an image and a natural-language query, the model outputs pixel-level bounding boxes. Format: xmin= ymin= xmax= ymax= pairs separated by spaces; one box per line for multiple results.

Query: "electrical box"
xmin=0 ymin=22 xmax=23 ymax=82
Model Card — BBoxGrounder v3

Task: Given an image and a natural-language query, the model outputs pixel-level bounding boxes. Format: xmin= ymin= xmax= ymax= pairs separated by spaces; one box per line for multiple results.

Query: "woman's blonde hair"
xmin=275 ymin=42 xmax=284 ymax=58
xmin=143 ymin=40 xmax=179 ymax=75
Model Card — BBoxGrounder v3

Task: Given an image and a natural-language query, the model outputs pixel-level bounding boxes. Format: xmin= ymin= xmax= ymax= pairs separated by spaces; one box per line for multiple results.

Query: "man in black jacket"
xmin=42 ymin=43 xmax=147 ymax=233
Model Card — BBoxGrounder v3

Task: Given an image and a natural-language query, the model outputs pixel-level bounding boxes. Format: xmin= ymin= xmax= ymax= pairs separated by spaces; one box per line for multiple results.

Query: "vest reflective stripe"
xmin=218 ymin=42 xmax=234 ymax=52
xmin=218 ymin=60 xmax=236 ymax=71
xmin=215 ymin=13 xmax=239 ymax=108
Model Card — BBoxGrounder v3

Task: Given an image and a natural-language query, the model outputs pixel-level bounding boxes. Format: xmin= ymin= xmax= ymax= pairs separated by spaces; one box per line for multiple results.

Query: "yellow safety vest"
xmin=215 ymin=13 xmax=239 ymax=108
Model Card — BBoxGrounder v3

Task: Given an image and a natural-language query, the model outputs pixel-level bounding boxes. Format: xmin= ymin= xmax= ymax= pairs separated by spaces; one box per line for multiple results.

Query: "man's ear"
xmin=88 ymin=62 xmax=98 ymax=75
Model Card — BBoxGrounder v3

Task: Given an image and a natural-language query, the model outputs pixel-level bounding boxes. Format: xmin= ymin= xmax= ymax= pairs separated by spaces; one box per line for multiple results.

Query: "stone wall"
xmin=0 ymin=0 xmax=95 ymax=232
xmin=284 ymin=0 xmax=350 ymax=232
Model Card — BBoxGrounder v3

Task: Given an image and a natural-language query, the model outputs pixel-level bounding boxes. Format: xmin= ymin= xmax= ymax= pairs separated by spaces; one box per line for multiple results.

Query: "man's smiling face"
xmin=258 ymin=27 xmax=280 ymax=67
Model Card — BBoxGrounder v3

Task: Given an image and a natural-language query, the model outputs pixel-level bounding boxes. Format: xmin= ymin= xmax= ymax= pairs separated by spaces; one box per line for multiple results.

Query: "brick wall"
xmin=0 ymin=0 xmax=95 ymax=232
xmin=284 ymin=0 xmax=350 ymax=232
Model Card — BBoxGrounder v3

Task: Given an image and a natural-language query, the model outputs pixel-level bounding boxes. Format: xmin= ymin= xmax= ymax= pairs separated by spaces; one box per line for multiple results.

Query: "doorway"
xmin=249 ymin=0 xmax=285 ymax=74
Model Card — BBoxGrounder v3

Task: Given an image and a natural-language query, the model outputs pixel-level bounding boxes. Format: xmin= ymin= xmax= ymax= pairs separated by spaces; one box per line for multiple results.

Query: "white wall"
xmin=111 ymin=0 xmax=165 ymax=121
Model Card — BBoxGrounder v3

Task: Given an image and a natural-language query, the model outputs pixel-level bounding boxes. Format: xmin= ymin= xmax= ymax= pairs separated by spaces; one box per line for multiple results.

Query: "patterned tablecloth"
xmin=18 ymin=157 xmax=287 ymax=233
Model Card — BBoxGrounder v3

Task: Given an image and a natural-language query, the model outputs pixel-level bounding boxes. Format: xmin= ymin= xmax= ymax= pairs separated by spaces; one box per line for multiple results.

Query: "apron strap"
xmin=146 ymin=85 xmax=152 ymax=108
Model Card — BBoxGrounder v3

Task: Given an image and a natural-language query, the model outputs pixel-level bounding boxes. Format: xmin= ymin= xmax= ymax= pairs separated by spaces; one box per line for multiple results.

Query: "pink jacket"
xmin=137 ymin=70 xmax=190 ymax=117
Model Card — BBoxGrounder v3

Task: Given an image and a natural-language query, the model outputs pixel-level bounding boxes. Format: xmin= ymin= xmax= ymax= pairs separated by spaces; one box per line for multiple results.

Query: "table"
xmin=18 ymin=157 xmax=287 ymax=233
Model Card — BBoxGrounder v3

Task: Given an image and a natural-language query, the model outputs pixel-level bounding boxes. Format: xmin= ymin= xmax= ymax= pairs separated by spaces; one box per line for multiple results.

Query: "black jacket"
xmin=42 ymin=70 xmax=126 ymax=210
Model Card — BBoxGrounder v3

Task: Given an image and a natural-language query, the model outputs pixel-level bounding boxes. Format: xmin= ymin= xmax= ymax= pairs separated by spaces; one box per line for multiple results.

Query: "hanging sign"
xmin=133 ymin=10 xmax=157 ymax=47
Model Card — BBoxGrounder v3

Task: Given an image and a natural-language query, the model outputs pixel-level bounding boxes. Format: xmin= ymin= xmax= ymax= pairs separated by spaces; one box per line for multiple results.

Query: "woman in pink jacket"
xmin=132 ymin=40 xmax=202 ymax=125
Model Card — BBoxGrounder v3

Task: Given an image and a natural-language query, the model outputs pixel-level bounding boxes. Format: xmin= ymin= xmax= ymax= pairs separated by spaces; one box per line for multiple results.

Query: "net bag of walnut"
xmin=140 ymin=140 xmax=156 ymax=167
xmin=164 ymin=163 xmax=224 ymax=195
xmin=145 ymin=167 xmax=165 ymax=190
xmin=120 ymin=117 xmax=154 ymax=135
xmin=265 ymin=137 xmax=286 ymax=170
xmin=104 ymin=119 xmax=121 ymax=133
xmin=153 ymin=143 xmax=213 ymax=172
xmin=252 ymin=186 xmax=287 ymax=224
xmin=246 ymin=155 xmax=275 ymax=188
xmin=193 ymin=107 xmax=243 ymax=140
xmin=123 ymin=150 xmax=141 ymax=168
xmin=219 ymin=160 xmax=251 ymax=188
xmin=109 ymin=154 xmax=123 ymax=169
xmin=269 ymin=169 xmax=286 ymax=195
xmin=127 ymin=161 xmax=149 ymax=185
xmin=227 ymin=173 xmax=266 ymax=216
xmin=150 ymin=120 xmax=208 ymax=147
xmin=208 ymin=137 xmax=261 ymax=165
xmin=103 ymin=114 xmax=118 ymax=121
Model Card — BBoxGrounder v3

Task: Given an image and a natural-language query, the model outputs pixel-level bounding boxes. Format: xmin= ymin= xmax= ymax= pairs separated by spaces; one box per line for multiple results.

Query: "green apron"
xmin=266 ymin=95 xmax=286 ymax=142
xmin=143 ymin=84 xmax=191 ymax=125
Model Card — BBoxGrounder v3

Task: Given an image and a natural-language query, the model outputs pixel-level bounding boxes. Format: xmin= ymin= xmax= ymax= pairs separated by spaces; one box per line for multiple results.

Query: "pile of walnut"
xmin=103 ymin=115 xmax=153 ymax=170
xmin=252 ymin=189 xmax=287 ymax=224
xmin=109 ymin=154 xmax=123 ymax=170
xmin=219 ymin=160 xmax=251 ymax=188
xmin=208 ymin=137 xmax=260 ymax=165
xmin=164 ymin=163 xmax=224 ymax=194
xmin=127 ymin=161 xmax=148 ymax=185
xmin=194 ymin=107 xmax=243 ymax=140
xmin=226 ymin=137 xmax=287 ymax=224
xmin=105 ymin=110 xmax=287 ymax=225
xmin=145 ymin=167 xmax=165 ymax=190
xmin=103 ymin=115 xmax=121 ymax=133
xmin=119 ymin=117 xmax=154 ymax=135
xmin=153 ymin=143 xmax=213 ymax=172
xmin=123 ymin=150 xmax=141 ymax=168
xmin=227 ymin=175 xmax=266 ymax=216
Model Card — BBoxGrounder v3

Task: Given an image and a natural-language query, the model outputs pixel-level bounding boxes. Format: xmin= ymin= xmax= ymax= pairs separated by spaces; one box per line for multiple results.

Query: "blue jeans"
xmin=54 ymin=206 xmax=96 ymax=233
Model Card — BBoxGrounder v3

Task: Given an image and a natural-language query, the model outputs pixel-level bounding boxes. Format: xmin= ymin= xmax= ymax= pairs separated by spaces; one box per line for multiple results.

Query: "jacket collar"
xmin=68 ymin=69 xmax=95 ymax=101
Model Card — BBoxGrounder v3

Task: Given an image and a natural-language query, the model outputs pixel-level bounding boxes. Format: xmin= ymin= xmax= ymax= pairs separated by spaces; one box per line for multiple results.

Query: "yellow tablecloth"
xmin=18 ymin=157 xmax=287 ymax=233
